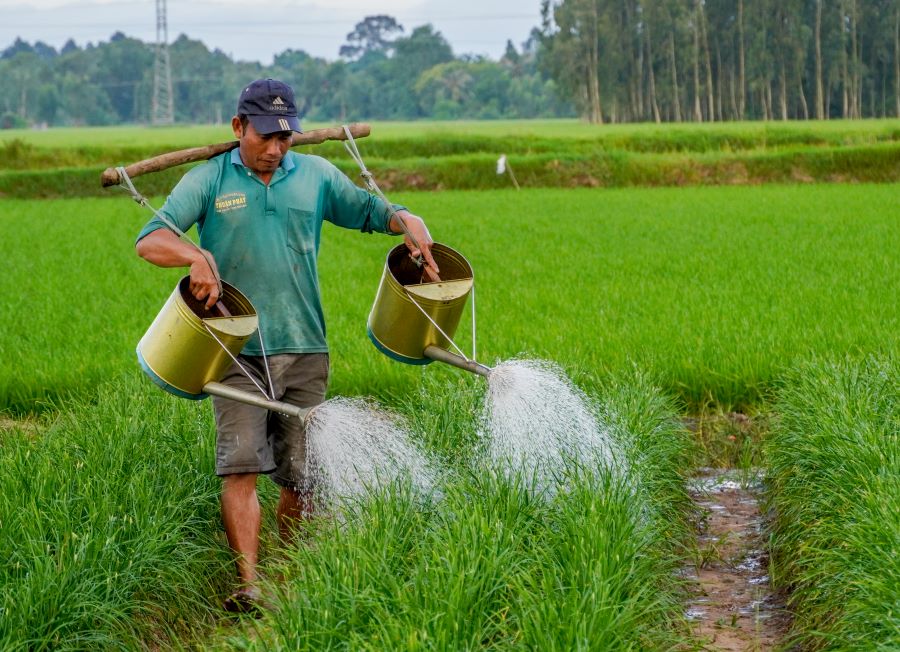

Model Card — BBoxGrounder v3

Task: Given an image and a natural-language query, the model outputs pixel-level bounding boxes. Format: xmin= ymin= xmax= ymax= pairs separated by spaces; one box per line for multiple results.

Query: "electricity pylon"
xmin=151 ymin=0 xmax=174 ymax=125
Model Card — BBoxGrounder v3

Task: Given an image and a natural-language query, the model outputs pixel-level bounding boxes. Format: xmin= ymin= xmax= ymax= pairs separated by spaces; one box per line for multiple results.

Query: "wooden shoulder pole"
xmin=100 ymin=123 xmax=371 ymax=188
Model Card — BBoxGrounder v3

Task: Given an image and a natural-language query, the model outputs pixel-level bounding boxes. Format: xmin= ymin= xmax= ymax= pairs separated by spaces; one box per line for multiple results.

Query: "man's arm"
xmin=136 ymin=229 xmax=222 ymax=309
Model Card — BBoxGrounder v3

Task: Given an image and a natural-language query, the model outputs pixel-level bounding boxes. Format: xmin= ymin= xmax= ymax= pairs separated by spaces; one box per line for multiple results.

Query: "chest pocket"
xmin=286 ymin=208 xmax=317 ymax=256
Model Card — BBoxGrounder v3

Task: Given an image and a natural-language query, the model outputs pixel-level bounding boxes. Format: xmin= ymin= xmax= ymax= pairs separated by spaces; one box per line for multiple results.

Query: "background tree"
xmin=339 ymin=15 xmax=404 ymax=60
xmin=3 ymin=5 xmax=899 ymax=128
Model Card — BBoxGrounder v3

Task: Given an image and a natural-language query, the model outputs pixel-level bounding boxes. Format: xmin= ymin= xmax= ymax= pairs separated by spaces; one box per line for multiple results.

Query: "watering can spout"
xmin=423 ymin=345 xmax=492 ymax=378
xmin=202 ymin=382 xmax=313 ymax=422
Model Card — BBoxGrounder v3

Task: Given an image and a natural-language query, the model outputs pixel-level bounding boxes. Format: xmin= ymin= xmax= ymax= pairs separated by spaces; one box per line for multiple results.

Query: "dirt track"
xmin=684 ymin=469 xmax=791 ymax=651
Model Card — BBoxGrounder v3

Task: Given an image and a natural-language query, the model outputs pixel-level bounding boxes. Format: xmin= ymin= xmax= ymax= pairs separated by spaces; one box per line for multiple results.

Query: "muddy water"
xmin=683 ymin=469 xmax=790 ymax=651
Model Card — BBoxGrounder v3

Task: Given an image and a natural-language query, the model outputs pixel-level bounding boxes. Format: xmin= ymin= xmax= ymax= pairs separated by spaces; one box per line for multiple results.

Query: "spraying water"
xmin=305 ymin=397 xmax=436 ymax=504
xmin=481 ymin=359 xmax=620 ymax=492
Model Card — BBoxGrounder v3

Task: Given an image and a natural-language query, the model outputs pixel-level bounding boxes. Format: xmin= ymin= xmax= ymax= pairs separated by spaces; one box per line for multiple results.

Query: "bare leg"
xmin=277 ymin=486 xmax=314 ymax=541
xmin=221 ymin=473 xmax=260 ymax=587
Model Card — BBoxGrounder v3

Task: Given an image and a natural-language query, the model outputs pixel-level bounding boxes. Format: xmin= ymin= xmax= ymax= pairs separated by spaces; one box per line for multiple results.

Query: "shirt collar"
xmin=229 ymin=148 xmax=296 ymax=173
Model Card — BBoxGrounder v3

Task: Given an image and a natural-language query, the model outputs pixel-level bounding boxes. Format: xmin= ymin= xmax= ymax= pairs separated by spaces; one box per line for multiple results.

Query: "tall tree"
xmin=540 ymin=0 xmax=606 ymax=123
xmin=339 ymin=15 xmax=403 ymax=60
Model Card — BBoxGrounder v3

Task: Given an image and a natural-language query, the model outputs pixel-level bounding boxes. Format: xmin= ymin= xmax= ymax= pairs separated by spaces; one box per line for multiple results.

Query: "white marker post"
xmin=496 ymin=154 xmax=520 ymax=190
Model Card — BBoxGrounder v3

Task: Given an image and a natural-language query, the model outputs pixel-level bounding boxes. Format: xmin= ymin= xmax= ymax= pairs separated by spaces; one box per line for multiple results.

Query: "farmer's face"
xmin=232 ymin=118 xmax=292 ymax=177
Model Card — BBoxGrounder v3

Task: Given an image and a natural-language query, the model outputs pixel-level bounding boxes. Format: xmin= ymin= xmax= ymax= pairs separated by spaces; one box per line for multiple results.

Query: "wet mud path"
xmin=683 ymin=469 xmax=791 ymax=651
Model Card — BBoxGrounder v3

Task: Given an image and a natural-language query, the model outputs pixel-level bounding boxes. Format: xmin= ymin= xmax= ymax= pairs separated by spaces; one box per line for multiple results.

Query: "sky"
xmin=0 ymin=0 xmax=543 ymax=64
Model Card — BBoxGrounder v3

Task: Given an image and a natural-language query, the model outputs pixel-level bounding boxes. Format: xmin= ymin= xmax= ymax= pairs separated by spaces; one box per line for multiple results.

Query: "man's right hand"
xmin=136 ymin=229 xmax=222 ymax=309
xmin=189 ymin=251 xmax=222 ymax=309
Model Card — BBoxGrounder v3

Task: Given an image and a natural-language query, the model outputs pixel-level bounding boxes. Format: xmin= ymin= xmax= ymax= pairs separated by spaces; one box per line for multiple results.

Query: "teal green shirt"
xmin=137 ymin=149 xmax=400 ymax=355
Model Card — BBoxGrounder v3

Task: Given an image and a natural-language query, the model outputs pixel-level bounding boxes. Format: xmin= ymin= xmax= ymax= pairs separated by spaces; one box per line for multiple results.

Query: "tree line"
xmin=539 ymin=0 xmax=900 ymax=122
xmin=0 ymin=16 xmax=570 ymax=128
xmin=2 ymin=3 xmax=898 ymax=128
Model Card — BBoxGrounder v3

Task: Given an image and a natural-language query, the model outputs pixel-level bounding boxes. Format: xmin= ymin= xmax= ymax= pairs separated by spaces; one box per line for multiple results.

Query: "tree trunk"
xmin=699 ymin=0 xmax=715 ymax=121
xmin=849 ymin=0 xmax=859 ymax=118
xmin=729 ymin=60 xmax=738 ymax=120
xmin=738 ymin=0 xmax=746 ymax=119
xmin=779 ymin=61 xmax=788 ymax=120
xmin=815 ymin=0 xmax=824 ymax=119
xmin=841 ymin=3 xmax=850 ymax=118
xmin=895 ymin=5 xmax=900 ymax=117
xmin=646 ymin=20 xmax=661 ymax=123
xmin=797 ymin=59 xmax=809 ymax=119
xmin=670 ymin=30 xmax=682 ymax=122
xmin=588 ymin=1 xmax=603 ymax=123
xmin=692 ymin=2 xmax=703 ymax=121
xmin=697 ymin=0 xmax=716 ymax=122
xmin=19 ymin=84 xmax=27 ymax=120
xmin=716 ymin=42 xmax=724 ymax=121
xmin=627 ymin=0 xmax=643 ymax=120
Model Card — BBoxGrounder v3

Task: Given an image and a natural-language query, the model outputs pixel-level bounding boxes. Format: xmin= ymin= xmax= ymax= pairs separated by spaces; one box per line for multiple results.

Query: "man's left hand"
xmin=391 ymin=210 xmax=441 ymax=282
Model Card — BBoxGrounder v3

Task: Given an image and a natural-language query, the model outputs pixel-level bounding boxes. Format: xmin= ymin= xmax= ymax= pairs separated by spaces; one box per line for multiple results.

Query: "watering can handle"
xmin=198 ymin=251 xmax=228 ymax=315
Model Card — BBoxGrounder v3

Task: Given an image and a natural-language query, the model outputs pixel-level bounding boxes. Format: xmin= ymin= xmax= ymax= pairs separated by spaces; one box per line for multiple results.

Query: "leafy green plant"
xmin=0 ymin=375 xmax=230 ymax=650
xmin=765 ymin=355 xmax=900 ymax=650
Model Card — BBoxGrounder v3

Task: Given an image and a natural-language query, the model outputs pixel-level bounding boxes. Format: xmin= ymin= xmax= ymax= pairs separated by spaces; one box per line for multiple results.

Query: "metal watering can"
xmin=137 ymin=276 xmax=313 ymax=420
xmin=137 ymin=238 xmax=490 ymax=422
xmin=368 ymin=242 xmax=492 ymax=378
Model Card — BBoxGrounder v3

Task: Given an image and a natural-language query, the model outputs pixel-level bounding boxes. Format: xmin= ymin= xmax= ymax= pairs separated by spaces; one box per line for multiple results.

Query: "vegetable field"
xmin=1 ymin=120 xmax=898 ymax=650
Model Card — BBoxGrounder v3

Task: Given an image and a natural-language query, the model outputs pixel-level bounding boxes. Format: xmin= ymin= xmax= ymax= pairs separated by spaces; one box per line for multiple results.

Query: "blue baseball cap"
xmin=236 ymin=78 xmax=302 ymax=134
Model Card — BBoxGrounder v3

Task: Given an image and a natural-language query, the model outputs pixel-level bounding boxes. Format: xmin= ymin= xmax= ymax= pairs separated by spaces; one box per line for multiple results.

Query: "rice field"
xmin=2 ymin=120 xmax=898 ymax=649
xmin=1 ymin=184 xmax=896 ymax=414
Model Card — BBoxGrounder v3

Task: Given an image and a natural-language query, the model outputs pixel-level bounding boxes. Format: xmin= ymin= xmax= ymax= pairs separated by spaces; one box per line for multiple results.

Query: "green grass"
xmin=3 ymin=118 xmax=898 ymax=150
xmin=1 ymin=184 xmax=896 ymax=414
xmin=0 ymin=361 xmax=695 ymax=650
xmin=765 ymin=355 xmax=900 ymax=650
xmin=0 ymin=375 xmax=230 ymax=650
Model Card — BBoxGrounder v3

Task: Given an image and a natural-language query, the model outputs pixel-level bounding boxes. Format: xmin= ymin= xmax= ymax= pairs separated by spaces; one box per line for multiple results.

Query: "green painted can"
xmin=137 ymin=277 xmax=258 ymax=399
xmin=367 ymin=243 xmax=474 ymax=365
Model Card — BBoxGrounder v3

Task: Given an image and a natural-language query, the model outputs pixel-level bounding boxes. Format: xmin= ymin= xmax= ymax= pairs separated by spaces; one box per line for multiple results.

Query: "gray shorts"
xmin=211 ymin=353 xmax=329 ymax=489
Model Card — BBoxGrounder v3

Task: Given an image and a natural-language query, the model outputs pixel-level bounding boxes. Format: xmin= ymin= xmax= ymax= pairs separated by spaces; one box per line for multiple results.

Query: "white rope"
xmin=403 ymin=290 xmax=471 ymax=362
xmin=470 ymin=283 xmax=477 ymax=362
xmin=202 ymin=322 xmax=274 ymax=400
xmin=116 ymin=166 xmax=222 ymax=298
xmin=341 ymin=125 xmax=424 ymax=267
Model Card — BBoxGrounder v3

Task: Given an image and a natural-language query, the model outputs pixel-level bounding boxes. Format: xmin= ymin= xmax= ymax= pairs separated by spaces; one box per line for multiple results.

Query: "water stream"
xmin=303 ymin=359 xmax=617 ymax=506
xmin=304 ymin=397 xmax=436 ymax=503
xmin=481 ymin=359 xmax=619 ymax=492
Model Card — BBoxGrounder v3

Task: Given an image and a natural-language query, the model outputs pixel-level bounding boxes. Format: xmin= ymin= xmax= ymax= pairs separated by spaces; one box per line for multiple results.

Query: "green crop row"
xmin=0 ymin=367 xmax=695 ymax=650
xmin=765 ymin=355 xmax=900 ymax=650
xmin=1 ymin=184 xmax=896 ymax=415
xmin=0 ymin=377 xmax=229 ymax=650
xmin=221 ymin=370 xmax=694 ymax=650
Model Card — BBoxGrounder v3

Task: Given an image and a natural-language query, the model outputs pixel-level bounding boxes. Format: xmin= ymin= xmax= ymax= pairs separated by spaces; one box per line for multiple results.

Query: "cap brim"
xmin=248 ymin=114 xmax=302 ymax=135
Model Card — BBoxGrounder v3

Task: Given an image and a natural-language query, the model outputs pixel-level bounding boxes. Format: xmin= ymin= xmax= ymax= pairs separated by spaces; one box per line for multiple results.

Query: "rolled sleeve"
xmin=324 ymin=164 xmax=405 ymax=235
xmin=135 ymin=164 xmax=213 ymax=244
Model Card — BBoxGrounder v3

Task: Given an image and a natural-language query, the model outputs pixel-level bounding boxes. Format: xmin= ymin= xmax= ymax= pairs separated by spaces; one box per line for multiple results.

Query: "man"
xmin=135 ymin=78 xmax=438 ymax=613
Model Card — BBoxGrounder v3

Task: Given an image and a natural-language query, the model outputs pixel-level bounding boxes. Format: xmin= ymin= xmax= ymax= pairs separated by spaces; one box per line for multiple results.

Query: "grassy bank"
xmin=765 ymin=355 xmax=899 ymax=649
xmin=1 ymin=119 xmax=898 ymax=197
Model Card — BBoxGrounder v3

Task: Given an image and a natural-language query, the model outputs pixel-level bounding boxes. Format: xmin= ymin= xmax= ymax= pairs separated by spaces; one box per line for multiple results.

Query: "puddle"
xmin=683 ymin=468 xmax=790 ymax=650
